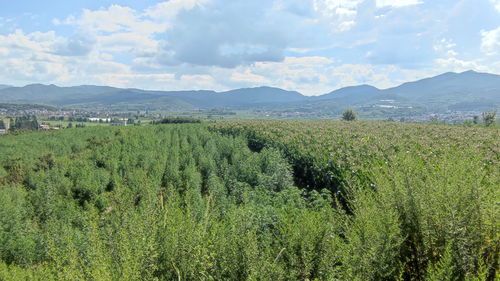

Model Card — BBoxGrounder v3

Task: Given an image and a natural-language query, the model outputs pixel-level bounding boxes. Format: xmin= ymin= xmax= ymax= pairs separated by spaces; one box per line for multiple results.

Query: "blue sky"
xmin=0 ymin=0 xmax=499 ymax=95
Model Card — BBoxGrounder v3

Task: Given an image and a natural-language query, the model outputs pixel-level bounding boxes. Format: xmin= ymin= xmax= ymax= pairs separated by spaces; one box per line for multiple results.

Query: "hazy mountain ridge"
xmin=0 ymin=70 xmax=499 ymax=112
xmin=314 ymin=85 xmax=382 ymax=104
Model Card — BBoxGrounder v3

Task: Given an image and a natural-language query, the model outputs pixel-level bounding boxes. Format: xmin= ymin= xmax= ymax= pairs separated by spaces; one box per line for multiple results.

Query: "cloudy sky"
xmin=0 ymin=0 xmax=499 ymax=95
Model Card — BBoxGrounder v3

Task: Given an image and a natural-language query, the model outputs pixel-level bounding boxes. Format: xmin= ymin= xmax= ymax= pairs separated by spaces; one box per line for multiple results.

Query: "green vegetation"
xmin=341 ymin=109 xmax=358 ymax=121
xmin=43 ymin=120 xmax=101 ymax=128
xmin=0 ymin=103 xmax=58 ymax=111
xmin=0 ymin=121 xmax=497 ymax=280
xmin=10 ymin=115 xmax=39 ymax=131
xmin=214 ymin=121 xmax=499 ymax=280
xmin=0 ymin=125 xmax=337 ymax=280
xmin=152 ymin=116 xmax=202 ymax=124
xmin=482 ymin=111 xmax=497 ymax=127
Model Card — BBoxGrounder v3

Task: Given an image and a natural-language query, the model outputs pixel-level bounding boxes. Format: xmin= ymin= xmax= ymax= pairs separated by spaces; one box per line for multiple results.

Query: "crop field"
xmin=0 ymin=122 xmax=498 ymax=280
xmin=213 ymin=121 xmax=499 ymax=280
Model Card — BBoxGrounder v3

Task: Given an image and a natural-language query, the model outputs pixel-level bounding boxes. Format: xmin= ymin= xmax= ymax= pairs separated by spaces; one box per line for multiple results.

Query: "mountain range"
xmin=0 ymin=70 xmax=498 ymax=113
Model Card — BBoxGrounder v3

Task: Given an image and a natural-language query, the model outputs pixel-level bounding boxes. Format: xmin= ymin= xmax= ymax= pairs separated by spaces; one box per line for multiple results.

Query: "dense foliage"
xmin=482 ymin=111 xmax=497 ymax=127
xmin=0 ymin=121 xmax=497 ymax=280
xmin=214 ymin=121 xmax=499 ymax=280
xmin=341 ymin=109 xmax=358 ymax=121
xmin=0 ymin=125 xmax=340 ymax=280
xmin=152 ymin=117 xmax=202 ymax=124
xmin=10 ymin=115 xmax=39 ymax=131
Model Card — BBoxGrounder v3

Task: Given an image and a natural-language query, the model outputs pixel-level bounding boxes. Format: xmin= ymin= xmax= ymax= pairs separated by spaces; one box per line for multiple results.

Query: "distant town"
xmin=0 ymin=102 xmax=496 ymax=136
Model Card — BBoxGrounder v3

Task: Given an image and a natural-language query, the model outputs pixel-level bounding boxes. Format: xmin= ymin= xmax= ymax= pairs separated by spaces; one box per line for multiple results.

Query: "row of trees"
xmin=152 ymin=117 xmax=202 ymax=124
xmin=0 ymin=115 xmax=40 ymax=132
xmin=10 ymin=115 xmax=39 ymax=131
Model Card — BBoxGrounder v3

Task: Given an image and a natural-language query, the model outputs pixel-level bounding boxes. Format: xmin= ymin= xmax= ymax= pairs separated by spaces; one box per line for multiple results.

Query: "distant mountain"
xmin=0 ymin=85 xmax=307 ymax=110
xmin=215 ymin=87 xmax=307 ymax=107
xmin=380 ymin=70 xmax=500 ymax=110
xmin=315 ymin=85 xmax=381 ymax=105
xmin=0 ymin=85 xmax=193 ymax=110
xmin=0 ymin=70 xmax=498 ymax=113
xmin=386 ymin=70 xmax=500 ymax=98
xmin=149 ymin=86 xmax=306 ymax=108
xmin=0 ymin=84 xmax=118 ymax=104
xmin=0 ymin=85 xmax=12 ymax=90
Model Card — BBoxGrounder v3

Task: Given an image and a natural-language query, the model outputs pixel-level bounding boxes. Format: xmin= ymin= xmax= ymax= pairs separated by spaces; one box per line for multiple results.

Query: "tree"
xmin=482 ymin=111 xmax=496 ymax=127
xmin=472 ymin=115 xmax=480 ymax=124
xmin=341 ymin=109 xmax=358 ymax=121
xmin=11 ymin=115 xmax=38 ymax=131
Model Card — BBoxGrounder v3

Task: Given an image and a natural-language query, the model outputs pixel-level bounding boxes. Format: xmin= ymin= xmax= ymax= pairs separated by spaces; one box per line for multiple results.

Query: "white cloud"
xmin=153 ymin=0 xmax=292 ymax=67
xmin=62 ymin=1 xmax=205 ymax=36
xmin=93 ymin=73 xmax=174 ymax=88
xmin=310 ymin=0 xmax=424 ymax=33
xmin=433 ymin=38 xmax=458 ymax=57
xmin=434 ymin=57 xmax=480 ymax=72
xmin=433 ymin=38 xmax=456 ymax=52
xmin=490 ymin=0 xmax=500 ymax=12
xmin=145 ymin=0 xmax=208 ymax=22
xmin=97 ymin=32 xmax=158 ymax=53
xmin=0 ymin=27 xmax=131 ymax=85
xmin=0 ymin=58 xmax=71 ymax=83
xmin=331 ymin=64 xmax=390 ymax=87
xmin=93 ymin=73 xmax=220 ymax=91
xmin=214 ymin=56 xmax=406 ymax=95
xmin=231 ymin=70 xmax=270 ymax=84
xmin=0 ymin=30 xmax=51 ymax=53
xmin=57 ymin=4 xmax=178 ymax=59
xmin=0 ymin=29 xmax=93 ymax=57
xmin=312 ymin=0 xmax=363 ymax=32
xmin=1 ymin=0 xmax=499 ymax=94
xmin=243 ymin=56 xmax=337 ymax=94
xmin=376 ymin=0 xmax=423 ymax=8
xmin=480 ymin=26 xmax=500 ymax=55
xmin=67 ymin=5 xmax=139 ymax=33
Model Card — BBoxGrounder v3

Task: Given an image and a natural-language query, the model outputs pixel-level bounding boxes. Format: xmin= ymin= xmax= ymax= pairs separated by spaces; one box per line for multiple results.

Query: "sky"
xmin=0 ymin=0 xmax=499 ymax=95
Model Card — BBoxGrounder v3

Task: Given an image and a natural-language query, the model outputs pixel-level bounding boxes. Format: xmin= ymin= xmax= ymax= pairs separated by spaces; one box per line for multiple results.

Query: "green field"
xmin=213 ymin=121 xmax=499 ymax=280
xmin=0 ymin=122 xmax=498 ymax=280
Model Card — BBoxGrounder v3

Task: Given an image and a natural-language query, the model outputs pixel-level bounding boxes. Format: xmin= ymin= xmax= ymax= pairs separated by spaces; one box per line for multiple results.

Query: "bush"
xmin=341 ymin=109 xmax=358 ymax=121
xmin=482 ymin=111 xmax=496 ymax=127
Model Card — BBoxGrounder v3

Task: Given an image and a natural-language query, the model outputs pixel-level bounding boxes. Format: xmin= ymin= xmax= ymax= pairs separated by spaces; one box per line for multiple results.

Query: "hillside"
xmin=314 ymin=84 xmax=382 ymax=104
xmin=0 ymin=85 xmax=306 ymax=110
xmin=383 ymin=70 xmax=500 ymax=110
xmin=0 ymin=71 xmax=498 ymax=114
